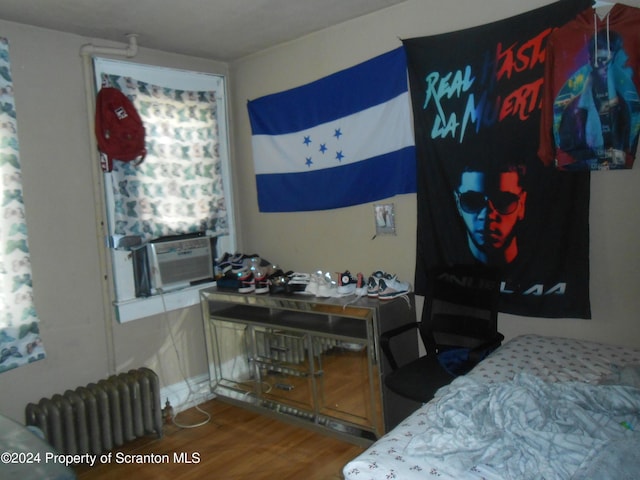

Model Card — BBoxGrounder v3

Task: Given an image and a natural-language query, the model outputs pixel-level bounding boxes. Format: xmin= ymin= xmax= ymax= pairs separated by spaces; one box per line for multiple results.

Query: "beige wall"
xmin=230 ymin=0 xmax=640 ymax=349
xmin=1 ymin=0 xmax=640 ymax=424
xmin=0 ymin=20 xmax=229 ymax=422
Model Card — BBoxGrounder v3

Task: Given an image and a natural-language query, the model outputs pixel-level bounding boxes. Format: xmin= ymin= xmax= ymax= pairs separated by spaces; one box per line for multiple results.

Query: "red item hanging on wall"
xmin=94 ymin=87 xmax=146 ymax=172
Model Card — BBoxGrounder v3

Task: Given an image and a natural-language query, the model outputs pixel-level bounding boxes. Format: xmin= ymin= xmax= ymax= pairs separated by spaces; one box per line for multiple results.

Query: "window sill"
xmin=113 ymin=281 xmax=216 ymax=323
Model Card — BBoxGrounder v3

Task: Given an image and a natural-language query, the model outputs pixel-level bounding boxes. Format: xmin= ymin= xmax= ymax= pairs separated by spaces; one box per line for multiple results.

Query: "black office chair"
xmin=381 ymin=264 xmax=504 ymax=403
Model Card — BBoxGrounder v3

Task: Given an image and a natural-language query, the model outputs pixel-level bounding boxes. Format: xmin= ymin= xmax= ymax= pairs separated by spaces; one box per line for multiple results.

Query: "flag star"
xmin=334 ymin=128 xmax=342 ymax=139
xmin=336 ymin=151 xmax=344 ymax=162
xmin=319 ymin=143 xmax=328 ymax=154
xmin=303 ymin=135 xmax=312 ymax=146
xmin=305 ymin=157 xmax=313 ymax=167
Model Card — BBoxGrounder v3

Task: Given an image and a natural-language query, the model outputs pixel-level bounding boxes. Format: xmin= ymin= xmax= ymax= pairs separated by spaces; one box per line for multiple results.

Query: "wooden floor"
xmin=74 ymin=399 xmax=366 ymax=480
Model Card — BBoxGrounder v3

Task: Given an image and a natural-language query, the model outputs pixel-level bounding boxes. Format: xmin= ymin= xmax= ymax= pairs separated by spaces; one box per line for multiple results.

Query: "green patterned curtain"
xmin=100 ymin=74 xmax=229 ymax=242
xmin=0 ymin=37 xmax=46 ymax=373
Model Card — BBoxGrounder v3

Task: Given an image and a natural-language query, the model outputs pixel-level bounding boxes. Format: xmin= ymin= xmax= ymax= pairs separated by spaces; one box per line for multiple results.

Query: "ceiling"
xmin=0 ymin=0 xmax=408 ymax=61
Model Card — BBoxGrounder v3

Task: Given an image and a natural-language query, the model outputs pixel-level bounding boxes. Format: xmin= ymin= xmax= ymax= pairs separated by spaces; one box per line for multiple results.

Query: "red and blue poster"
xmin=405 ymin=0 xmax=593 ymax=318
xmin=539 ymin=4 xmax=640 ymax=171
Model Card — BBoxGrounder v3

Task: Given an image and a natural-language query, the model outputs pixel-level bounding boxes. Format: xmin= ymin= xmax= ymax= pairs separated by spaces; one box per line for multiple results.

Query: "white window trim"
xmin=93 ymin=58 xmax=236 ymax=323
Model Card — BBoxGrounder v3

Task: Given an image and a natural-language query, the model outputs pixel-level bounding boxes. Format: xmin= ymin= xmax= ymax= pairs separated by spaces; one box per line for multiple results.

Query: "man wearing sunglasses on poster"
xmin=454 ymin=163 xmax=527 ymax=265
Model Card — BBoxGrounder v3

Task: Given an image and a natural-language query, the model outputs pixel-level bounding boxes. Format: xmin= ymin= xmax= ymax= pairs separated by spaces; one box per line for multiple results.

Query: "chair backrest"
xmin=420 ymin=264 xmax=501 ymax=352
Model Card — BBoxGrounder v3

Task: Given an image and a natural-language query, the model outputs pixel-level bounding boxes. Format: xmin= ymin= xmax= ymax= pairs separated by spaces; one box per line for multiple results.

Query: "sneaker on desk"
xmin=267 ymin=269 xmax=290 ymax=294
xmin=287 ymin=272 xmax=311 ymax=294
xmin=229 ymin=253 xmax=247 ymax=273
xmin=317 ymin=272 xmax=339 ymax=298
xmin=304 ymin=271 xmax=322 ymax=296
xmin=366 ymin=271 xmax=387 ymax=298
xmin=253 ymin=269 xmax=269 ymax=294
xmin=216 ymin=252 xmax=234 ymax=274
xmin=237 ymin=268 xmax=256 ymax=293
xmin=337 ymin=271 xmax=357 ymax=296
xmin=378 ymin=276 xmax=411 ymax=300
xmin=354 ymin=272 xmax=368 ymax=297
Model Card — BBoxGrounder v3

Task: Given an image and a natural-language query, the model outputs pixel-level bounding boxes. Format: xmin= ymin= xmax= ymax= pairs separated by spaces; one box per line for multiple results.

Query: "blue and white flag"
xmin=247 ymin=47 xmax=416 ymax=212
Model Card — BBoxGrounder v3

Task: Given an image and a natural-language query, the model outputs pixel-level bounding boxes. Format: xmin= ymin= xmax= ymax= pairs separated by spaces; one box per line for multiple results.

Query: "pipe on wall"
xmin=80 ymin=33 xmax=138 ymax=58
xmin=80 ymin=34 xmax=139 ymax=376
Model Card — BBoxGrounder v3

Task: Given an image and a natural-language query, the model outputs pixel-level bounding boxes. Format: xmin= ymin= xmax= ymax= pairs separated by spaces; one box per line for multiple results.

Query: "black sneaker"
xmin=337 ymin=271 xmax=357 ymax=296
xmin=286 ymin=272 xmax=311 ymax=294
xmin=267 ymin=269 xmax=288 ymax=294
xmin=216 ymin=271 xmax=242 ymax=291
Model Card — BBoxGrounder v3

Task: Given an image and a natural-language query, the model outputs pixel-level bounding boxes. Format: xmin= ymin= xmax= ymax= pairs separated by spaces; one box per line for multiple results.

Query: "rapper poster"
xmin=406 ymin=0 xmax=593 ymax=318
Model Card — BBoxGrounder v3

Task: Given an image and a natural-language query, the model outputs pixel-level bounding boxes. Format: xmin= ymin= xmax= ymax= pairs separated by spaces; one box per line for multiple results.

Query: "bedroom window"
xmin=93 ymin=58 xmax=236 ymax=322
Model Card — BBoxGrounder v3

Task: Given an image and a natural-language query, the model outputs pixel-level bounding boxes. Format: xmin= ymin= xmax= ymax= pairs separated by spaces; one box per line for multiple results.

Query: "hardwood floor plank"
xmin=74 ymin=399 xmax=365 ymax=480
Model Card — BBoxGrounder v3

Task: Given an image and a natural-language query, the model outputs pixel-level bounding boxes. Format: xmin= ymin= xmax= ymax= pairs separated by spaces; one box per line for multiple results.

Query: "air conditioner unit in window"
xmin=148 ymin=235 xmax=214 ymax=293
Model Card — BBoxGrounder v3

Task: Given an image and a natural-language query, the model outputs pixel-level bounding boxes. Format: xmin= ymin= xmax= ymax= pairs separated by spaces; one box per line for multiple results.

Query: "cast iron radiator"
xmin=25 ymin=367 xmax=163 ymax=455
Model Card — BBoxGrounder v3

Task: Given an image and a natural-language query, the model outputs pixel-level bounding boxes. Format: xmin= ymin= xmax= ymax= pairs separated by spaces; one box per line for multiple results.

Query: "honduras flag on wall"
xmin=247 ymin=47 xmax=416 ymax=212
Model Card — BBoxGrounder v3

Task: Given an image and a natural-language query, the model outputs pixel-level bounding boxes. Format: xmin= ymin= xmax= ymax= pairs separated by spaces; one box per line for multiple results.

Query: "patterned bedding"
xmin=342 ymin=334 xmax=640 ymax=480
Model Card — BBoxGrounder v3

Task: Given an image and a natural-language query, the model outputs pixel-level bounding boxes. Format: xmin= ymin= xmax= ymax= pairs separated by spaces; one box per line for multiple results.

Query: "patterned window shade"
xmin=100 ymin=74 xmax=229 ymax=242
xmin=0 ymin=37 xmax=46 ymax=373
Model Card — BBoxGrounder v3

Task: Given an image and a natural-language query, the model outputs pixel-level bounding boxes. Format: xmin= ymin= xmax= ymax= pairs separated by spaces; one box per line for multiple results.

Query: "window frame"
xmin=93 ymin=58 xmax=236 ymax=322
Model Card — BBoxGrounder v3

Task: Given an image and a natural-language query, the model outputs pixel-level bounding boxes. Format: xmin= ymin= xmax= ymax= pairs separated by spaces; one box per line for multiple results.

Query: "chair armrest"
xmin=380 ymin=321 xmax=420 ymax=370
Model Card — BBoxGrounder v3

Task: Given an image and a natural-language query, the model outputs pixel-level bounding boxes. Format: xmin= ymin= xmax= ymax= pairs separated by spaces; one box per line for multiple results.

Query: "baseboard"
xmin=160 ymin=373 xmax=215 ymax=413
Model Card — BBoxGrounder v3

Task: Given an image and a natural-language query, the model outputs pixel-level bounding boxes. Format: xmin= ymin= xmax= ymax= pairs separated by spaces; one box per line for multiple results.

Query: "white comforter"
xmin=404 ymin=374 xmax=640 ymax=479
xmin=403 ymin=373 xmax=640 ymax=479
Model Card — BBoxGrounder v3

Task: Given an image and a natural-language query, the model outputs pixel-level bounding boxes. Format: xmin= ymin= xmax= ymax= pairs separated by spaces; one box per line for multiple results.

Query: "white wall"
xmin=230 ymin=0 xmax=640 ymax=349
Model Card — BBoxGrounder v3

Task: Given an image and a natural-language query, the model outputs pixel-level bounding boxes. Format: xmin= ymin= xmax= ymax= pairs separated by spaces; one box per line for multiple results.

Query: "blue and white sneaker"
xmin=216 ymin=252 xmax=234 ymax=274
xmin=378 ymin=276 xmax=411 ymax=300
xmin=230 ymin=253 xmax=247 ymax=273
xmin=367 ymin=271 xmax=387 ymax=298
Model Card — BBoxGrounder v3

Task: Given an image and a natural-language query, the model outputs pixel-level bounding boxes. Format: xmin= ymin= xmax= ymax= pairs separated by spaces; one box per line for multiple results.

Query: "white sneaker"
xmin=304 ymin=271 xmax=322 ymax=296
xmin=378 ymin=276 xmax=410 ymax=300
xmin=317 ymin=272 xmax=338 ymax=297
xmin=354 ymin=272 xmax=368 ymax=297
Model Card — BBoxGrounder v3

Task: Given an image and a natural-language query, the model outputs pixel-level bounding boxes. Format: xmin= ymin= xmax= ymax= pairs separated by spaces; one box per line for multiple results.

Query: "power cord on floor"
xmin=159 ymin=288 xmax=212 ymax=429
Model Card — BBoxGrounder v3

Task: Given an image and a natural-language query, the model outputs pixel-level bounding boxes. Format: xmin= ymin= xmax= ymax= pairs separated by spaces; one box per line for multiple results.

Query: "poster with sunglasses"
xmin=404 ymin=0 xmax=593 ymax=319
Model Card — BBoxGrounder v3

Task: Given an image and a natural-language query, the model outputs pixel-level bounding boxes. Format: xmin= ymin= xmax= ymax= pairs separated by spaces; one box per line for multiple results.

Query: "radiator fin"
xmin=25 ymin=367 xmax=163 ymax=455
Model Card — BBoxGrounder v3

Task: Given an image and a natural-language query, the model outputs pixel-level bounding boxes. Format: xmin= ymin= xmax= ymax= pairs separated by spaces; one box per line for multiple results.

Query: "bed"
xmin=343 ymin=334 xmax=640 ymax=480
xmin=0 ymin=414 xmax=76 ymax=480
